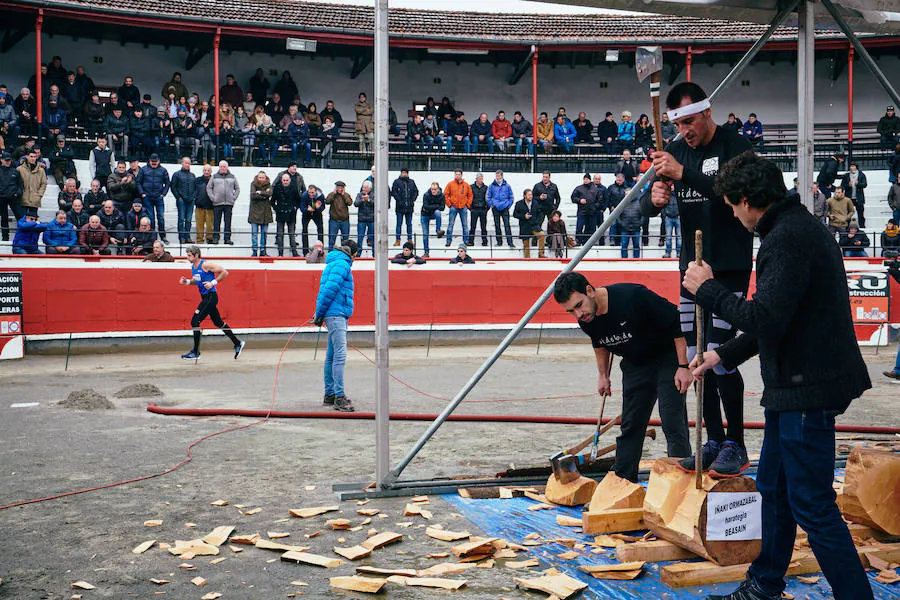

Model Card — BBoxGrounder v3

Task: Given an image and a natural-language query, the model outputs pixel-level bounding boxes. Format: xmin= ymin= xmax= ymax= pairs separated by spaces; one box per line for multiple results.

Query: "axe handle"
xmin=565 ymin=414 xmax=622 ymax=456
xmin=694 ymin=230 xmax=705 ymax=490
xmin=591 ymin=428 xmax=654 ymax=462
xmin=650 ymin=71 xmax=664 ymax=152
xmin=590 ymin=355 xmax=615 ymax=459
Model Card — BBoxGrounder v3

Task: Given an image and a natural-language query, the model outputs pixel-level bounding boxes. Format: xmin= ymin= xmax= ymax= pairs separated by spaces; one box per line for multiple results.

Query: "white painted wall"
xmin=2 ymin=33 xmax=898 ymax=125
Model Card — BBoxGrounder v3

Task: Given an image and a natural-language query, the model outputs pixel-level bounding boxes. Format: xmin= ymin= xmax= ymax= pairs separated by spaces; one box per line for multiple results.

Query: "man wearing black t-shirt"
xmin=554 ymin=273 xmax=692 ymax=483
xmin=641 ymin=82 xmax=753 ymax=478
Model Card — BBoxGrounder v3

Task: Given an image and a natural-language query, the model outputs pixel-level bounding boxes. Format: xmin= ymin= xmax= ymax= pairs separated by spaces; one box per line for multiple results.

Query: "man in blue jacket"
xmin=137 ymin=153 xmax=171 ymax=243
xmin=553 ymin=115 xmax=576 ymax=154
xmin=44 ymin=209 xmax=81 ymax=254
xmin=741 ymin=113 xmax=764 ymax=149
xmin=486 ymin=170 xmax=514 ymax=247
xmin=12 ymin=208 xmax=47 ymax=254
xmin=311 ymin=239 xmax=358 ymax=413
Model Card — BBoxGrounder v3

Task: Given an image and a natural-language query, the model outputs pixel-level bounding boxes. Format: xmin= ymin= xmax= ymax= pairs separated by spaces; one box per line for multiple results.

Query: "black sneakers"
xmin=706 ymin=577 xmax=780 ymax=600
xmin=677 ymin=440 xmax=720 ymax=473
xmin=233 ymin=341 xmax=245 ymax=360
xmin=708 ymin=441 xmax=750 ymax=479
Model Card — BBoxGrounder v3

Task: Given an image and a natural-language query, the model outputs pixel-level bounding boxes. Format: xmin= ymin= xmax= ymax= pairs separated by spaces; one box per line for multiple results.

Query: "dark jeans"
xmin=469 ymin=209 xmax=488 ymax=245
xmin=0 ymin=196 xmax=23 ymax=240
xmin=213 ymin=205 xmax=233 ymax=243
xmin=852 ymin=200 xmax=865 ymax=227
xmin=491 ymin=207 xmax=513 ymax=246
xmin=395 ymin=212 xmax=413 ymax=242
xmin=176 ymin=198 xmax=194 ymax=242
xmin=616 ymin=353 xmax=691 ymax=482
xmin=144 ymin=195 xmax=167 ymax=240
xmin=575 ymin=213 xmax=596 ymax=245
xmin=276 ymin=218 xmax=297 ymax=255
xmin=301 ymin=210 xmax=324 ymax=255
xmin=748 ymin=408 xmax=873 ymax=599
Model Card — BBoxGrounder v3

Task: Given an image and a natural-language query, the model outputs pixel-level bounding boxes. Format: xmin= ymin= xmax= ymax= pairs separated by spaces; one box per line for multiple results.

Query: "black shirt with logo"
xmin=578 ymin=283 xmax=682 ymax=366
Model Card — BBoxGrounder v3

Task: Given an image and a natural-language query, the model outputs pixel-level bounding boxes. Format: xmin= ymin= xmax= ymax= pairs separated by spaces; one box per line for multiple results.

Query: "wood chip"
xmin=386 ymin=576 xmax=468 ymax=590
xmin=228 ymin=545 xmax=243 ymax=553
xmin=150 ymin=578 xmax=169 ymax=585
xmin=797 ymin=576 xmax=820 ymax=584
xmin=524 ymin=533 xmax=540 ymax=540
xmin=267 ymin=531 xmax=290 ymax=539
xmin=282 ymin=550 xmax=344 ymax=568
xmin=356 ymin=566 xmax=419 ymax=577
xmin=132 ymin=540 xmax=156 ymax=554
xmin=426 ymin=526 xmax=470 ymax=542
xmin=201 ymin=593 xmax=222 ymax=600
xmin=143 ymin=520 xmax=163 ymax=527
xmin=305 ymin=530 xmax=322 ymax=538
xmin=356 ymin=499 xmax=370 ymax=505
xmin=185 ymin=522 xmax=197 ymax=528
xmin=403 ymin=503 xmax=432 ymax=519
xmin=357 ymin=508 xmax=380 ymax=516
xmin=229 ymin=533 xmax=260 ymax=545
xmin=507 ymin=559 xmax=540 ymax=569
xmin=876 ymin=570 xmax=900 ymax=584
xmin=593 ymin=535 xmax=619 ymax=548
xmin=326 ymin=518 xmax=351 ymax=530
xmin=515 ymin=572 xmax=588 ymax=599
xmin=168 ymin=539 xmax=220 ymax=557
xmin=304 ymin=485 xmax=316 ymax=491
xmin=367 ymin=528 xmax=378 ymax=536
xmin=557 ymin=551 xmax=579 ymax=560
xmin=190 ymin=576 xmax=207 ymax=587
xmin=499 ymin=487 xmax=515 ymax=499
xmin=202 ymin=525 xmax=235 ymax=547
xmin=411 ymin=495 xmax=430 ymax=503
xmin=211 ymin=500 xmax=229 ymax=506
xmin=178 ymin=563 xmax=195 ymax=569
xmin=869 ymin=555 xmax=892 ymax=571
xmin=493 ymin=548 xmax=519 ymax=559
xmin=528 ymin=503 xmax=555 ymax=511
xmin=360 ymin=531 xmax=402 ymax=550
xmin=209 ymin=557 xmax=226 ymax=565
xmin=452 ymin=537 xmax=498 ymax=558
xmin=428 ymin=552 xmax=450 ymax=559
xmin=556 ymin=515 xmax=582 ymax=527
xmin=330 ymin=575 xmax=385 ymax=594
xmin=255 ymin=539 xmax=309 ymax=553
xmin=290 ymin=581 xmax=308 ymax=586
xmin=477 ymin=558 xmax=495 ymax=568
xmin=333 ymin=545 xmax=373 ymax=561
xmin=580 ymin=562 xmax=645 ymax=580
xmin=244 ymin=507 xmax=262 ymax=515
xmin=289 ymin=505 xmax=340 ymax=519
xmin=422 ymin=562 xmax=477 ymax=576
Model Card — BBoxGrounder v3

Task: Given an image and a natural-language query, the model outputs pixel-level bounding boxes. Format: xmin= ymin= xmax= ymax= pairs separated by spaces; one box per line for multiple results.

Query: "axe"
xmin=636 ymin=46 xmax=665 ymax=153
xmin=550 ymin=428 xmax=657 ymax=485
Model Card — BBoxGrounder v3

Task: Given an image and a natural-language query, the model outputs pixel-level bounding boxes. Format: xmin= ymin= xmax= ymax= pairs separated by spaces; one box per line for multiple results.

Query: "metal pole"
xmin=797 ymin=0 xmax=815 ymax=213
xmin=214 ymin=28 xmax=221 ymax=164
xmin=848 ymin=45 xmax=854 ymax=160
xmin=35 ymin=10 xmax=43 ymax=136
xmin=64 ymin=332 xmax=72 ymax=371
xmin=531 ymin=46 xmax=538 ymax=149
xmin=373 ymin=0 xmax=391 ymax=491
xmin=820 ymin=0 xmax=900 ymax=109
xmin=382 ymin=4 xmax=796 ymax=488
xmin=686 ymin=46 xmax=693 ymax=82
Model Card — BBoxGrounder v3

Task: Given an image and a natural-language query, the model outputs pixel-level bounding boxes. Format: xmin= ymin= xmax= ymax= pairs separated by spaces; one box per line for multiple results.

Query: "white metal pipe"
xmin=797 ymin=0 xmax=815 ymax=214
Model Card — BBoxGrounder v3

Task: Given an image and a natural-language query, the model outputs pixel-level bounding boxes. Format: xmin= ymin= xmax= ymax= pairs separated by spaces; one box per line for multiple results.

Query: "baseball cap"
xmin=889 ymin=105 xmax=895 ymax=110
xmin=0 ymin=151 xmax=10 ymax=160
xmin=335 ymin=180 xmax=346 ymax=187
xmin=149 ymin=153 xmax=160 ymax=161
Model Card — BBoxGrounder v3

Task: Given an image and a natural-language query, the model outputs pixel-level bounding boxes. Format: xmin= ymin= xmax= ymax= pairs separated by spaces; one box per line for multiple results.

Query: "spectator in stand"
xmin=207 ymin=160 xmax=239 ymax=245
xmin=810 ymin=182 xmax=826 ymax=223
xmin=196 ymin=116 xmax=215 ymax=165
xmin=606 ymin=172 xmax=629 ymax=247
xmin=49 ymin=136 xmax=77 ymax=189
xmin=406 ymin=114 xmax=425 ymax=151
xmin=67 ymin=198 xmax=89 ymax=230
xmin=817 ymin=151 xmax=845 ymax=199
xmin=164 ymin=91 xmax=180 ymax=119
xmin=280 ymin=104 xmax=298 ymax=131
xmin=0 ymin=151 xmax=22 ymax=241
xmin=487 ymin=170 xmax=514 ymax=248
xmin=841 ymin=162 xmax=867 ymax=227
xmin=219 ymin=102 xmax=235 ymax=128
xmin=469 ymin=173 xmax=489 ymax=247
xmin=533 ymin=170 xmax=561 ymax=215
xmin=321 ymin=115 xmax=339 ymax=168
xmin=43 ymin=210 xmax=80 ymax=254
xmin=354 ymin=92 xmax=375 ymax=153
xmin=89 ymin=137 xmax=115 ymax=191
xmin=61 ymin=72 xmax=85 ymax=117
xmin=320 ymin=100 xmax=343 ymax=131
xmin=128 ymin=216 xmax=157 ymax=256
xmin=83 ymin=179 xmax=107 ymax=215
xmin=491 ymin=111 xmax=513 ymax=153
xmin=423 ymin=97 xmax=438 ymax=119
xmin=13 ymin=208 xmax=46 ymax=253
xmin=242 ymin=92 xmax=256 ymax=116
xmin=129 ymin=106 xmax=152 ymax=160
xmin=355 ymin=180 xmax=375 ymax=254
xmin=742 ymin=112 xmax=764 ymax=148
xmin=46 ymin=56 xmax=66 ymax=88
xmin=422 ymin=113 xmax=443 ymax=152
xmin=118 ymin=76 xmax=141 ymax=111
xmin=617 ymin=184 xmax=643 ymax=259
xmin=33 ymin=146 xmax=50 ymax=172
xmin=617 ymin=110 xmax=635 ymax=151
xmin=300 ymin=184 xmax=325 ymax=256
xmin=144 ymin=239 xmax=174 ymax=262
xmin=889 ymin=143 xmax=900 ymax=184
xmin=447 ymin=112 xmax=470 ymax=153
xmin=391 ymin=240 xmax=426 ymax=266
xmin=128 ymin=158 xmax=141 ymax=182
xmin=246 ymin=170 xmax=273 ymax=257
xmin=194 ymin=163 xmax=214 ymax=243
xmin=152 ymin=106 xmax=171 ymax=159
xmin=659 ymin=112 xmax=676 ymax=146
xmin=387 ymin=101 xmax=400 ymax=136
xmin=437 ymin=97 xmax=456 ymax=132
xmin=597 ymin=112 xmax=618 ymax=153
xmin=75 ymin=65 xmax=95 ymax=96
xmin=514 ymin=189 xmax=545 ymax=258
xmin=839 ymin=219 xmax=869 ymax=257
xmin=450 ymin=243 xmax=475 ymax=264
xmin=573 ymin=112 xmax=593 ymax=144
xmin=219 ymin=75 xmax=244 ymax=112
xmin=171 ymin=157 xmax=196 ymax=244
xmin=305 ymin=102 xmax=322 ymax=137
xmin=556 ymin=107 xmax=570 ymax=123
xmin=14 ymin=88 xmax=37 ymax=137
xmin=161 ymin=72 xmax=189 ymax=102
xmin=444 ymin=168 xmax=473 ymax=247
xmin=420 ymin=181 xmax=445 ymax=257
xmin=98 ymin=200 xmax=127 ymax=255
xmin=325 ymin=181 xmax=353 ymax=250
xmin=233 ymin=105 xmax=253 ymax=166
xmin=172 ymin=107 xmax=198 ymax=161
xmin=634 ymin=114 xmax=654 ymax=154
xmin=882 ymin=219 xmax=900 ymax=256
xmin=57 ymin=178 xmax=81 ymax=211
xmin=470 ymin=112 xmax=493 ymax=153
xmin=826 ymin=186 xmax=855 ymax=234
xmin=722 ymin=112 xmax=742 ymax=135
xmin=554 ymin=115 xmax=576 ymax=153
xmin=105 ymin=92 xmax=124 ymax=117
xmin=138 ymin=153 xmax=171 ymax=242
xmin=0 ymin=95 xmax=18 ymax=148
xmin=124 ymin=198 xmax=148 ymax=234
xmin=616 ymin=149 xmax=639 ymax=187
xmin=571 ymin=173 xmax=600 ymax=245
xmin=248 ymin=69 xmax=269 ymax=105
xmin=17 ymin=149 xmax=45 ymax=215
xmin=274 ymin=71 xmax=299 ymax=104
xmin=105 ymin=107 xmax=129 ymax=159
xmin=786 ymin=177 xmax=800 ymax=203
xmin=390 ymin=168 xmax=418 ymax=246
xmin=79 ymin=214 xmax=109 ymax=255
xmin=306 ymin=239 xmax=326 ymax=264
xmin=265 ymin=92 xmax=286 ymax=126
xmin=890 ymin=178 xmax=900 ymax=224
xmin=254 ymin=106 xmax=278 ymax=166
xmin=547 ymin=210 xmax=568 ymax=258
xmin=591 ymin=173 xmax=610 ymax=246
xmin=107 ymin=161 xmax=138 ymax=212
xmin=512 ymin=111 xmax=533 ymax=155
xmin=43 ymin=98 xmax=67 ymax=139
xmin=878 ymin=105 xmax=899 ymax=150
xmin=287 ymin=112 xmax=311 ymax=166
xmin=536 ymin=112 xmax=554 ymax=153
xmin=10 ymin=136 xmax=34 ymax=164
xmin=661 ymin=187 xmax=680 ymax=259
xmin=277 ymin=162 xmax=307 ymax=200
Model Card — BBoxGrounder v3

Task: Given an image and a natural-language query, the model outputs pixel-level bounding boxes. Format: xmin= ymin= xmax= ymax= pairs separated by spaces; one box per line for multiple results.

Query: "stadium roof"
xmin=6 ymin=0 xmax=898 ymax=49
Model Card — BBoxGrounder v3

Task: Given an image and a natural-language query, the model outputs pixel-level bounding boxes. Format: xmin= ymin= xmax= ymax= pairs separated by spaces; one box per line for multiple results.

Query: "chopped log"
xmin=582 ymin=507 xmax=645 ymax=534
xmin=515 ymin=572 xmax=588 ymax=599
xmin=588 ymin=472 xmax=646 ymax=512
xmin=329 ymin=576 xmax=385 ymax=593
xmin=360 ymin=531 xmax=402 ymax=550
xmin=202 ymin=526 xmax=235 ymax=547
xmin=837 ymin=447 xmax=900 ymax=535
xmin=333 ymin=545 xmax=373 ymax=561
xmin=615 ymin=539 xmax=697 ymax=563
xmin=545 ymin=474 xmax=598 ymax=507
xmin=281 ymin=550 xmax=344 ymax=568
xmin=643 ymin=458 xmax=762 ymax=566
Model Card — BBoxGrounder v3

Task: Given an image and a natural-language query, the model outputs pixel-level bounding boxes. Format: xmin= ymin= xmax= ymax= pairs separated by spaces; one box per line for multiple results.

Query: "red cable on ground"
xmin=0 ymin=329 xmax=301 ymax=512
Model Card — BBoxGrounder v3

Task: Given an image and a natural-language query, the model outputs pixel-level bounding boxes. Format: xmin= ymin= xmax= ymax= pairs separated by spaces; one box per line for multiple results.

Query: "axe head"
xmin=635 ymin=46 xmax=663 ymax=83
xmin=549 ymin=451 xmax=582 ymax=485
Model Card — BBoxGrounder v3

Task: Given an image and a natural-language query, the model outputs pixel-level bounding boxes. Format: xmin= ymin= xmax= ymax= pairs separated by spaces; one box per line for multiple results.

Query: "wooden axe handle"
xmin=565 ymin=414 xmax=622 ymax=456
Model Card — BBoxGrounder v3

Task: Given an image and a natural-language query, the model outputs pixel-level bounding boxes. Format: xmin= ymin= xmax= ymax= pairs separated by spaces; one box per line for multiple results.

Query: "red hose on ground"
xmin=145 ymin=405 xmax=900 ymax=435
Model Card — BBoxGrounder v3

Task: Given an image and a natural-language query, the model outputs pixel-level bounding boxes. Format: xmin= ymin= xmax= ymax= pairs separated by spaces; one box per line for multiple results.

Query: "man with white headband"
xmin=641 ymin=81 xmax=753 ymax=479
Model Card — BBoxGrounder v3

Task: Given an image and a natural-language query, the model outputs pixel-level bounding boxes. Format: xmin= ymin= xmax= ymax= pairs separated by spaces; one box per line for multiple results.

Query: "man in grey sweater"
xmin=207 ymin=160 xmax=240 ymax=245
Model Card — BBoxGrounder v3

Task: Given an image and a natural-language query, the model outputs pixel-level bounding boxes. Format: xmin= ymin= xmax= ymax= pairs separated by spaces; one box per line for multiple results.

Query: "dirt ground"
xmin=0 ymin=340 xmax=897 ymax=599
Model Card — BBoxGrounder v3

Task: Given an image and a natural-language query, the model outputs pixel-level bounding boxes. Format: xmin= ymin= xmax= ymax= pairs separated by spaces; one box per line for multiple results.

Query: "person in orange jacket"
xmin=443 ymin=168 xmax=473 ymax=247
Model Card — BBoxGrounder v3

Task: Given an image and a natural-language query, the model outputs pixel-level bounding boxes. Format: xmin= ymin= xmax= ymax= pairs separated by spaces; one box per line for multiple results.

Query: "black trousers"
xmin=301 ymin=211 xmax=324 ymax=255
xmin=0 ymin=196 xmax=23 ymax=240
xmin=276 ymin=218 xmax=298 ymax=255
xmin=469 ymin=209 xmax=488 ymax=245
xmin=616 ymin=352 xmax=691 ymax=482
xmin=191 ymin=291 xmax=240 ymax=351
xmin=213 ymin=205 xmax=233 ymax=242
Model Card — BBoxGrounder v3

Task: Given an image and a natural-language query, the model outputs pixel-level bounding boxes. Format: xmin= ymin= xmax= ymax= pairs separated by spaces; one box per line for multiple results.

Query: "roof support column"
xmin=686 ymin=46 xmax=693 ymax=82
xmin=797 ymin=0 xmax=815 ymax=214
xmin=531 ymin=46 xmax=539 ymax=157
xmin=35 ymin=9 xmax=43 ymax=134
xmin=213 ymin=28 xmax=221 ymax=136
xmin=847 ymin=44 xmax=854 ymax=161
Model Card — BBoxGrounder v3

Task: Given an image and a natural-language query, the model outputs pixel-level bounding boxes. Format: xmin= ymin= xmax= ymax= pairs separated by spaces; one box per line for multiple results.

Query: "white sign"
xmin=706 ymin=492 xmax=762 ymax=541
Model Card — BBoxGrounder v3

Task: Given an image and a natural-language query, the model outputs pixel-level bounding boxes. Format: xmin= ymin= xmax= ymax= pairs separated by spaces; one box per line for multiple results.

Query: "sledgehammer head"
xmin=549 ymin=451 xmax=581 ymax=485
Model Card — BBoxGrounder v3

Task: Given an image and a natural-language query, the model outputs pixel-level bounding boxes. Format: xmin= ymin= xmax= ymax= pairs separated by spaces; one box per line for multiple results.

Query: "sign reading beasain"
xmin=706 ymin=491 xmax=762 ymax=541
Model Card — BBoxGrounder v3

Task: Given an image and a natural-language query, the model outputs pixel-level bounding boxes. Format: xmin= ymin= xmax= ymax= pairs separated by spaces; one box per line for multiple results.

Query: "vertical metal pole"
xmin=64 ymin=332 xmax=72 ymax=371
xmin=374 ymin=0 xmax=391 ymax=490
xmin=686 ymin=46 xmax=693 ymax=82
xmin=847 ymin=45 xmax=854 ymax=160
xmin=214 ymin=28 xmax=221 ymax=163
xmin=797 ymin=0 xmax=815 ymax=214
xmin=531 ymin=46 xmax=538 ymax=148
xmin=35 ymin=10 xmax=43 ymax=135
xmin=426 ymin=322 xmax=433 ymax=357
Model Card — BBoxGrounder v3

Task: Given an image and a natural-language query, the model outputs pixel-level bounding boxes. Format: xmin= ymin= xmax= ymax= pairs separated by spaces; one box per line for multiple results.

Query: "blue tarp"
xmin=443 ymin=493 xmax=900 ymax=599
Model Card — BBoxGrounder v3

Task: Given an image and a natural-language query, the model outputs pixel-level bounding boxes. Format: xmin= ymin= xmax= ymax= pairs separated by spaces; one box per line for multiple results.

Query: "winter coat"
xmin=812 ymin=190 xmax=827 ymax=219
xmin=421 ymin=190 xmax=446 ymax=214
xmin=877 ymin=114 xmax=900 ymax=137
xmin=446 ymin=119 xmax=468 ymax=139
xmin=390 ymin=176 xmax=419 ymax=215
xmin=573 ymin=119 xmax=593 ymax=142
xmin=287 ymin=120 xmax=310 ymax=143
xmin=881 ymin=229 xmax=900 ymax=255
xmin=554 ymin=121 xmax=576 ymax=143
xmin=840 ymin=171 xmax=867 ymax=205
xmin=79 ymin=223 xmax=109 ymax=252
xmin=57 ymin=190 xmax=82 ymax=212
xmin=597 ymin=119 xmax=618 ymax=143
xmin=98 ymin=208 xmax=125 ymax=233
xmin=487 ymin=179 xmax=514 ymax=212
xmin=0 ymin=102 xmax=17 ymax=125
xmin=194 ymin=175 xmax=213 ymax=209
xmin=325 ymin=191 xmax=353 ymax=221
xmin=17 ymin=162 xmax=47 ymax=209
xmin=511 ymin=118 xmax=533 ymax=139
xmin=314 ymin=247 xmax=355 ymax=319
xmin=124 ymin=209 xmax=149 ymax=233
xmin=444 ymin=179 xmax=473 ymax=210
xmin=319 ymin=108 xmax=343 ymax=130
xmin=532 ymin=181 xmax=561 ymax=214
xmin=161 ymin=80 xmax=189 ymax=103
xmin=206 ymin=171 xmax=240 ymax=207
xmin=470 ymin=182 xmax=489 ymax=212
xmin=67 ymin=208 xmax=90 ymax=229
xmin=137 ymin=164 xmax=171 ymax=200
xmin=49 ymin=145 xmax=75 ymax=173
xmin=571 ymin=183 xmax=604 ymax=216
xmin=742 ymin=120 xmax=763 ymax=140
xmin=660 ymin=120 xmax=677 ymax=143
xmin=129 ymin=114 xmax=150 ymax=136
xmin=44 ymin=107 xmax=68 ymax=133
xmin=492 ymin=118 xmax=512 ymax=139
xmin=816 ymin=157 xmax=841 ymax=188
xmin=355 ymin=190 xmax=375 ymax=222
xmin=89 ymin=147 xmax=115 ymax=179
xmin=43 ymin=219 xmax=78 ymax=247
xmin=354 ymin=101 xmax=374 ymax=134
xmin=0 ymin=164 xmax=22 ymax=199
xmin=547 ymin=218 xmax=567 ymax=236
xmin=470 ymin=119 xmax=491 ymax=138
xmin=661 ymin=194 xmax=680 ymax=219
xmin=617 ymin=192 xmax=643 ymax=232
xmin=617 ymin=121 xmax=635 ymax=142
xmin=839 ymin=231 xmax=870 ymax=251
xmin=171 ymin=169 xmax=196 ymax=202
xmin=826 ymin=196 xmax=855 ymax=228
xmin=105 ymin=113 xmax=129 ymax=136
xmin=406 ymin=119 xmax=425 ymax=140
xmin=248 ymin=181 xmax=274 ymax=225
xmin=12 ymin=217 xmax=47 ymax=252
xmin=697 ymin=199 xmax=870 ymax=412
xmin=536 ymin=121 xmax=553 ymax=142
xmin=270 ymin=180 xmax=299 ymax=222
xmin=300 ymin=190 xmax=325 ymax=214
xmin=635 ymin=123 xmax=654 ymax=148
xmin=513 ymin=199 xmax=545 ymax=238
xmin=107 ymin=171 xmax=138 ymax=207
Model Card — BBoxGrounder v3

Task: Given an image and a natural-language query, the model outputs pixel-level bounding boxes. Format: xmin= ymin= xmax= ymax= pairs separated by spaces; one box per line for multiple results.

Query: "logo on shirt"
xmin=596 ymin=331 xmax=633 ymax=347
xmin=702 ymin=157 xmax=719 ymax=175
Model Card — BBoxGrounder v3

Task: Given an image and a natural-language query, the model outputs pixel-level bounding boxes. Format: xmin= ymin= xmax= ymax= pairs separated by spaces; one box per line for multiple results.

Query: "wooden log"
xmin=582 ymin=507 xmax=645 ymax=534
xmin=643 ymin=458 xmax=762 ymax=566
xmin=837 ymin=446 xmax=900 ymax=536
xmin=588 ymin=472 xmax=645 ymax=512
xmin=545 ymin=473 xmax=598 ymax=507
xmin=615 ymin=539 xmax=697 ymax=563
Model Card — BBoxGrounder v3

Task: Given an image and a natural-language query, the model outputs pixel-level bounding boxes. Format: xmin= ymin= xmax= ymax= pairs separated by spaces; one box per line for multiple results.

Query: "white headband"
xmin=668 ymin=99 xmax=711 ymax=121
